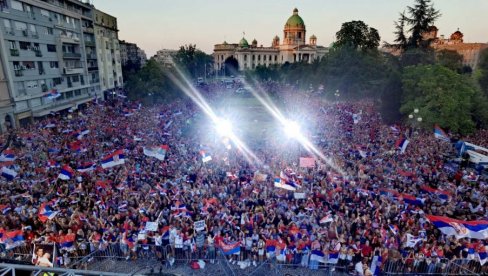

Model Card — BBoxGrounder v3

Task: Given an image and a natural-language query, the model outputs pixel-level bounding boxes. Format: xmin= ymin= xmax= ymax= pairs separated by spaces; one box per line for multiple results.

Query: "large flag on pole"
xmin=101 ymin=150 xmax=125 ymax=169
xmin=426 ymin=215 xmax=488 ymax=240
xmin=434 ymin=124 xmax=450 ymax=141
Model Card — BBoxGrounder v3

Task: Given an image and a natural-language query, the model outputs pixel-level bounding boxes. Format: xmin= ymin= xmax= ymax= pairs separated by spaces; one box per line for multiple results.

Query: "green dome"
xmin=285 ymin=8 xmax=305 ymax=28
xmin=239 ymin=37 xmax=249 ymax=48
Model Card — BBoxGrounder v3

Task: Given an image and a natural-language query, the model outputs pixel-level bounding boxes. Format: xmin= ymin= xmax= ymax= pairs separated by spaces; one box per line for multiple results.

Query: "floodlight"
xmin=284 ymin=120 xmax=301 ymax=138
xmin=215 ymin=118 xmax=233 ymax=136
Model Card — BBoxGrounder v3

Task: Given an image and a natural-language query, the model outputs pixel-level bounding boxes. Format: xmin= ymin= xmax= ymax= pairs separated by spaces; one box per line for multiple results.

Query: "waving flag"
xmin=0 ymin=150 xmax=16 ymax=162
xmin=370 ymin=255 xmax=382 ymax=276
xmin=405 ymin=234 xmax=423 ymax=248
xmin=44 ymin=89 xmax=60 ymax=100
xmin=274 ymin=177 xmax=296 ymax=191
xmin=38 ymin=202 xmax=59 ymax=223
xmin=420 ymin=185 xmax=451 ymax=202
xmin=434 ymin=125 xmax=450 ymax=142
xmin=426 ymin=215 xmax=488 ymax=240
xmin=310 ymin=249 xmax=325 ymax=263
xmin=320 ymin=214 xmax=333 ymax=224
xmin=200 ymin=150 xmax=212 ymax=163
xmin=266 ymin=240 xmax=276 ymax=256
xmin=221 ymin=241 xmax=241 ymax=255
xmin=395 ymin=137 xmax=409 ymax=154
xmin=3 ymin=230 xmax=24 ymax=249
xmin=60 ymin=233 xmax=76 ymax=251
xmin=74 ymin=129 xmax=90 ymax=140
xmin=1 ymin=167 xmax=17 ymax=181
xmin=123 ymin=109 xmax=134 ymax=117
xmin=46 ymin=160 xmax=60 ymax=169
xmin=389 ymin=224 xmax=399 ymax=236
xmin=77 ymin=162 xmax=96 ymax=173
xmin=328 ymin=251 xmax=339 ymax=264
xmin=478 ymin=245 xmax=487 ymax=265
xmin=399 ymin=193 xmax=424 ymax=206
xmin=143 ymin=145 xmax=169 ymax=161
xmin=69 ymin=141 xmax=83 ymax=152
xmin=58 ymin=165 xmax=74 ymax=180
xmin=0 ymin=204 xmax=11 ymax=215
xmin=101 ymin=150 xmax=125 ymax=169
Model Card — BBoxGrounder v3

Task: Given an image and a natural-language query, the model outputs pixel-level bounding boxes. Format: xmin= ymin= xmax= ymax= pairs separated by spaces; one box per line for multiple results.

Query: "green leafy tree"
xmin=400 ymin=65 xmax=481 ymax=134
xmin=125 ymin=59 xmax=182 ymax=103
xmin=335 ymin=20 xmax=380 ymax=50
xmin=405 ymin=0 xmax=441 ymax=48
xmin=174 ymin=44 xmax=213 ymax=79
xmin=478 ymin=48 xmax=488 ymax=97
xmin=436 ymin=49 xmax=463 ymax=72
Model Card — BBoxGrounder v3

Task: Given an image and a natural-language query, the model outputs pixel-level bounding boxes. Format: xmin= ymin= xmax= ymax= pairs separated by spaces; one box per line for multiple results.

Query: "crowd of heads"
xmin=0 ymin=82 xmax=486 ymax=275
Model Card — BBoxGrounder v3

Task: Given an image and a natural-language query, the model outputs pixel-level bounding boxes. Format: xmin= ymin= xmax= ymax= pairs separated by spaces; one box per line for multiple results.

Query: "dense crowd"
xmin=0 ymin=83 xmax=486 ymax=275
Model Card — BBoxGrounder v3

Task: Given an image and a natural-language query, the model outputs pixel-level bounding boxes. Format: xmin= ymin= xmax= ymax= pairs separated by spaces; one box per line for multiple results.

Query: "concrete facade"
xmin=0 ymin=0 xmax=101 ymax=128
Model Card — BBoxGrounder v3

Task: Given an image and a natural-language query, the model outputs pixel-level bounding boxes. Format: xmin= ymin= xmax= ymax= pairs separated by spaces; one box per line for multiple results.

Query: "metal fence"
xmin=382 ymin=258 xmax=487 ymax=275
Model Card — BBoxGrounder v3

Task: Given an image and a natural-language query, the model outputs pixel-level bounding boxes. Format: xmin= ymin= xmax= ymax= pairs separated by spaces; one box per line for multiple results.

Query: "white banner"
xmin=194 ymin=220 xmax=206 ymax=231
xmin=145 ymin=221 xmax=158 ymax=232
xmin=294 ymin=192 xmax=306 ymax=199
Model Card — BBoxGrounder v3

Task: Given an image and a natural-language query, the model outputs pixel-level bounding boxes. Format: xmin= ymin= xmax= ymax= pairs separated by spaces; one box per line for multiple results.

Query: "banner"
xmin=299 ymin=157 xmax=315 ymax=168
xmin=32 ymin=244 xmax=55 ymax=268
xmin=145 ymin=221 xmax=158 ymax=232
xmin=194 ymin=220 xmax=206 ymax=231
xmin=293 ymin=192 xmax=306 ymax=199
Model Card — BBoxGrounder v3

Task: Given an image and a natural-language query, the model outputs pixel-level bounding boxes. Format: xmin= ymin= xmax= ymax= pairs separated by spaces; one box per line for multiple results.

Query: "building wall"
xmin=0 ymin=0 xmax=100 ymax=126
xmin=154 ymin=49 xmax=177 ymax=68
xmin=93 ymin=8 xmax=123 ymax=93
xmin=0 ymin=42 xmax=15 ymax=132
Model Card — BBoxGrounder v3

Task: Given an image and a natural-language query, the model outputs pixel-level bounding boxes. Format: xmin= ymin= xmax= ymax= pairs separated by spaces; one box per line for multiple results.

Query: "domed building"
xmin=213 ymin=8 xmax=328 ymax=72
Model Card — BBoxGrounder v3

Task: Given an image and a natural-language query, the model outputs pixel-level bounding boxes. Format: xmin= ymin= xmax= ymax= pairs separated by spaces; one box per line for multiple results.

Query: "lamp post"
xmin=334 ymin=90 xmax=340 ymax=101
xmin=408 ymin=108 xmax=422 ymax=136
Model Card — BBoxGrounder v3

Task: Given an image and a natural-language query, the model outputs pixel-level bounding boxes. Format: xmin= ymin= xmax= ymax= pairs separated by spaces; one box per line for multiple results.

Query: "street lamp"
xmin=408 ymin=108 xmax=422 ymax=136
xmin=334 ymin=90 xmax=340 ymax=101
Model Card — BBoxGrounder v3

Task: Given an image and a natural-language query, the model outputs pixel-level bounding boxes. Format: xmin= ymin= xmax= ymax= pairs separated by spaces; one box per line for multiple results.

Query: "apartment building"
xmin=93 ymin=8 xmax=122 ymax=96
xmin=0 ymin=0 xmax=99 ymax=128
xmin=119 ymin=39 xmax=146 ymax=68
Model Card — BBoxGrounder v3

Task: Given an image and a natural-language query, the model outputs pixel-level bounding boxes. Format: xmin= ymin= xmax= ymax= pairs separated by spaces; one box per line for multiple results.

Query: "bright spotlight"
xmin=284 ymin=120 xmax=301 ymax=138
xmin=215 ymin=118 xmax=233 ymax=136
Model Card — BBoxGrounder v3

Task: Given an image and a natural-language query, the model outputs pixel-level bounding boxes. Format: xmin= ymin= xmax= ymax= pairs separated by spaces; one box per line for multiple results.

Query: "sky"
xmin=93 ymin=0 xmax=488 ymax=56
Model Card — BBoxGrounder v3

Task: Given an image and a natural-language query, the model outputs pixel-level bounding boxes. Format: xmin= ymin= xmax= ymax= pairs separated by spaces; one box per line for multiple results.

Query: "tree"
xmin=335 ymin=20 xmax=380 ymax=50
xmin=174 ymin=44 xmax=213 ymax=79
xmin=400 ymin=65 xmax=482 ymax=134
xmin=125 ymin=59 xmax=182 ymax=104
xmin=406 ymin=0 xmax=441 ymax=48
xmin=384 ymin=11 xmax=408 ymax=51
xmin=436 ymin=49 xmax=463 ymax=72
xmin=478 ymin=48 xmax=488 ymax=97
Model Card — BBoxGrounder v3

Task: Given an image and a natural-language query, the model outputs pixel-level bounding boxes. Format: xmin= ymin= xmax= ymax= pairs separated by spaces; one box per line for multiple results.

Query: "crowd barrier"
xmin=2 ymin=242 xmax=487 ymax=275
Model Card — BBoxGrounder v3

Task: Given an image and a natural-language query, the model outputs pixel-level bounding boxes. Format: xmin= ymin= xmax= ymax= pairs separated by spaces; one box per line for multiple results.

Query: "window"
xmin=47 ymin=44 xmax=56 ymax=52
xmin=32 ymin=43 xmax=39 ymax=51
xmin=8 ymin=41 xmax=16 ymax=49
xmin=25 ymin=80 xmax=38 ymax=89
xmin=49 ymin=61 xmax=58 ymax=68
xmin=46 ymin=27 xmax=53 ymax=35
xmin=40 ymin=9 xmax=50 ymax=17
xmin=10 ymin=0 xmax=23 ymax=11
xmin=13 ymin=61 xmax=21 ymax=70
xmin=29 ymin=24 xmax=37 ymax=35
xmin=3 ymin=19 xmax=11 ymax=29
xmin=22 ymin=61 xmax=35 ymax=69
xmin=72 ymin=75 xmax=79 ymax=82
xmin=53 ymin=77 xmax=62 ymax=86
xmin=14 ymin=21 xmax=27 ymax=31
xmin=264 ymin=55 xmax=267 ymax=61
xmin=19 ymin=41 xmax=30 ymax=50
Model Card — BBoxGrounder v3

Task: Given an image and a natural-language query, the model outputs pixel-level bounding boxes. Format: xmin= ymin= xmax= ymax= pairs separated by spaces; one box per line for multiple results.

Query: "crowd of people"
xmin=0 ymin=82 xmax=486 ymax=275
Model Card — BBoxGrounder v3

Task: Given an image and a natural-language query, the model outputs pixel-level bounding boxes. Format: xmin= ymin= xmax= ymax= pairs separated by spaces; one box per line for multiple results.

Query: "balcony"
xmin=21 ymin=30 xmax=28 ymax=37
xmin=63 ymin=52 xmax=82 ymax=59
xmin=10 ymin=49 xmax=19 ymax=56
xmin=85 ymin=41 xmax=95 ymax=47
xmin=88 ymin=66 xmax=98 ymax=71
xmin=34 ymin=49 xmax=42 ymax=57
xmin=83 ymin=27 xmax=94 ymax=33
xmin=39 ymin=69 xmax=45 ymax=75
xmin=31 ymin=33 xmax=39 ymax=39
xmin=60 ymin=35 xmax=80 ymax=44
xmin=14 ymin=70 xmax=23 ymax=77
xmin=86 ymin=53 xmax=97 ymax=59
xmin=63 ymin=67 xmax=84 ymax=75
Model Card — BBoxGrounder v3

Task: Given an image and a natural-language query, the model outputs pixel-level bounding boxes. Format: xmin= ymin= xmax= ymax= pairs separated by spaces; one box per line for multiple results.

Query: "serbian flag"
xmin=123 ymin=109 xmax=134 ymax=117
xmin=266 ymin=240 xmax=276 ymax=255
xmin=389 ymin=224 xmax=399 ymax=236
xmin=310 ymin=249 xmax=325 ymax=262
xmin=395 ymin=137 xmax=409 ymax=154
xmin=60 ymin=233 xmax=76 ymax=251
xmin=69 ymin=141 xmax=83 ymax=152
xmin=426 ymin=215 xmax=488 ymax=240
xmin=4 ymin=230 xmax=24 ymax=249
xmin=434 ymin=124 xmax=449 ymax=142
xmin=419 ymin=185 xmax=451 ymax=202
xmin=274 ymin=177 xmax=296 ymax=191
xmin=320 ymin=214 xmax=333 ymax=224
xmin=0 ymin=204 xmax=11 ymax=215
xmin=101 ymin=149 xmax=125 ymax=169
xmin=399 ymin=193 xmax=424 ymax=206
xmin=478 ymin=245 xmax=487 ymax=265
xmin=75 ymin=129 xmax=90 ymax=140
xmin=143 ymin=145 xmax=169 ymax=161
xmin=58 ymin=165 xmax=74 ymax=180
xmin=161 ymin=226 xmax=170 ymax=239
xmin=328 ymin=251 xmax=339 ymax=264
xmin=221 ymin=241 xmax=241 ymax=255
xmin=1 ymin=167 xmax=17 ymax=181
xmin=38 ymin=202 xmax=59 ymax=223
xmin=46 ymin=160 xmax=60 ymax=169
xmin=77 ymin=162 xmax=95 ymax=173
xmin=200 ymin=150 xmax=212 ymax=163
xmin=0 ymin=150 xmax=16 ymax=162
